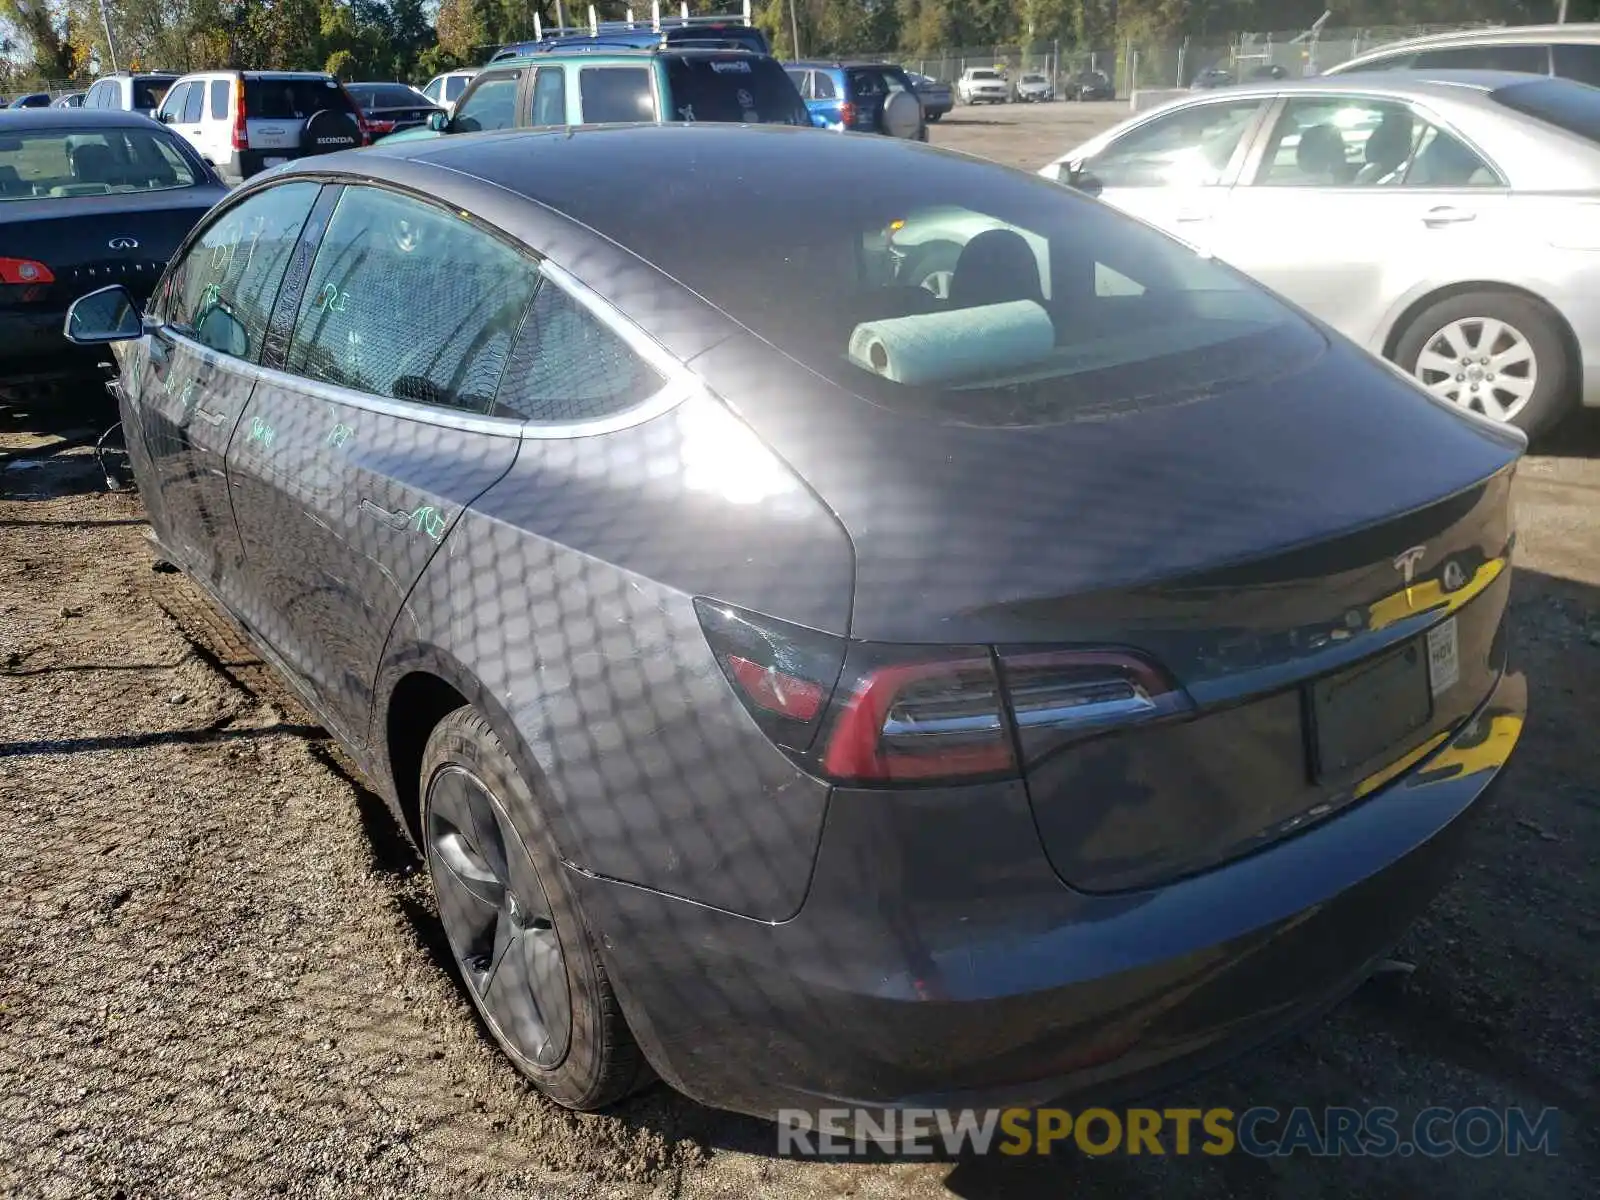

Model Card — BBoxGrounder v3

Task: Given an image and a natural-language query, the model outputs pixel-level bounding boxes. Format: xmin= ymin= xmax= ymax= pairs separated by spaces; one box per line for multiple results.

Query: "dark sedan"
xmin=9 ymin=92 xmax=53 ymax=109
xmin=67 ymin=124 xmax=1524 ymax=1120
xmin=2 ymin=109 xmax=226 ymax=391
xmin=1064 ymin=68 xmax=1115 ymax=100
xmin=907 ymin=71 xmax=953 ymax=121
xmin=345 ymin=81 xmax=442 ymax=139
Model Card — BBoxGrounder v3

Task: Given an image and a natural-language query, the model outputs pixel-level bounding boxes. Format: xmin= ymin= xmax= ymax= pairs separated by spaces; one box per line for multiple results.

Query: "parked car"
xmin=53 ymin=92 xmax=86 ymax=109
xmin=9 ymin=93 xmax=53 ymax=109
xmin=67 ymin=120 xmax=1524 ymax=1120
xmin=1190 ymin=65 xmax=1236 ymax=90
xmin=1039 ymin=70 xmax=1600 ymax=437
xmin=1063 ymin=68 xmax=1115 ymax=101
xmin=904 ymin=71 xmax=952 ymax=121
xmin=156 ymin=70 xmax=364 ymax=185
xmin=0 ymin=109 xmax=225 ymax=390
xmin=344 ymin=81 xmax=441 ymax=139
xmin=1249 ymin=63 xmax=1291 ymax=80
xmin=81 ymin=71 xmax=180 ymax=118
xmin=1325 ymin=20 xmax=1600 ymax=85
xmin=489 ymin=2 xmax=770 ymax=61
xmin=786 ymin=60 xmax=926 ymax=139
xmin=1015 ymin=71 xmax=1054 ymax=102
xmin=420 ymin=69 xmax=478 ymax=115
xmin=957 ymin=66 xmax=1009 ymax=104
xmin=390 ymin=47 xmax=809 ymax=142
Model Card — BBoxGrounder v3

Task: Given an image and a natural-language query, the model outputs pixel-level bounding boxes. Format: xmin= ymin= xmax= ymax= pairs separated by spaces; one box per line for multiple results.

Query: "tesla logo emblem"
xmin=108 ymin=237 xmax=139 ymax=250
xmin=1442 ymin=559 xmax=1468 ymax=592
xmin=1394 ymin=545 xmax=1427 ymax=609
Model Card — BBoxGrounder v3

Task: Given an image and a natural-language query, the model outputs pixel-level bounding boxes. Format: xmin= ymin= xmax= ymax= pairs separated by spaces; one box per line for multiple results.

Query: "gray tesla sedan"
xmin=66 ymin=123 xmax=1526 ymax=1119
xmin=1040 ymin=70 xmax=1600 ymax=438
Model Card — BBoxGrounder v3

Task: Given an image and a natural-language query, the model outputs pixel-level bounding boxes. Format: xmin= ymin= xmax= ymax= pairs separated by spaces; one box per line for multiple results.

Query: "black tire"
xmin=926 ymin=110 xmax=942 ymax=123
xmin=303 ymin=107 xmax=362 ymax=155
xmin=1392 ymin=289 xmax=1575 ymax=440
xmin=420 ymin=707 xmax=649 ymax=1110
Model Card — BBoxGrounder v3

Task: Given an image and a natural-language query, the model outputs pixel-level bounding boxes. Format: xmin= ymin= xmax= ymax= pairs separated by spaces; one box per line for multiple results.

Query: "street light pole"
xmin=99 ymin=0 xmax=119 ymax=73
xmin=1558 ymin=0 xmax=1569 ymax=23
xmin=789 ymin=0 xmax=801 ymax=58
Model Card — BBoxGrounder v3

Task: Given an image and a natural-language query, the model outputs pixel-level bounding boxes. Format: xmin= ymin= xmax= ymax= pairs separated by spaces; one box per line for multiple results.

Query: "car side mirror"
xmin=157 ymin=110 xmax=173 ymax=123
xmin=427 ymin=110 xmax=449 ymax=132
xmin=64 ymin=285 xmax=142 ymax=344
xmin=1065 ymin=162 xmax=1103 ymax=197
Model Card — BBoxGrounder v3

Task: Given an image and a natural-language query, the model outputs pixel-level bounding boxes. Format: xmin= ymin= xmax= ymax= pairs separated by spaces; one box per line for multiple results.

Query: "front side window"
xmin=285 ymin=186 xmax=540 ymax=413
xmin=664 ymin=56 xmax=810 ymax=125
xmin=158 ymin=82 xmax=190 ymax=124
xmin=579 ymin=67 xmax=655 ymax=124
xmin=529 ymin=67 xmax=567 ymax=126
xmin=492 ymin=280 xmax=666 ymax=423
xmin=159 ymin=181 xmax=322 ymax=360
xmin=452 ymin=70 xmax=523 ymax=132
xmin=1254 ymin=97 xmax=1499 ymax=188
xmin=0 ymin=127 xmax=202 ymax=200
xmin=422 ymin=78 xmax=442 ymax=102
xmin=1088 ymin=99 xmax=1264 ymax=188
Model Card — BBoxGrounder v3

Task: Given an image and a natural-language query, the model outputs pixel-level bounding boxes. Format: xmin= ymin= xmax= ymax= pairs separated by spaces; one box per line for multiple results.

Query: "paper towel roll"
xmin=847 ymin=300 xmax=1056 ymax=386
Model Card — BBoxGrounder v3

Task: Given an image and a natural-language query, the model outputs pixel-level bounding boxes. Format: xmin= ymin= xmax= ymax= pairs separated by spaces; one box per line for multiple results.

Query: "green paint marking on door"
xmin=248 ymin=416 xmax=276 ymax=449
xmin=410 ymin=505 xmax=446 ymax=542
xmin=328 ymin=422 xmax=355 ymax=449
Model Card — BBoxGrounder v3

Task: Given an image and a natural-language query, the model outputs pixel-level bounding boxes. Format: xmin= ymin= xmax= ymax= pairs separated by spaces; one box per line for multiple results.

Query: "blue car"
xmin=784 ymin=60 xmax=927 ymax=139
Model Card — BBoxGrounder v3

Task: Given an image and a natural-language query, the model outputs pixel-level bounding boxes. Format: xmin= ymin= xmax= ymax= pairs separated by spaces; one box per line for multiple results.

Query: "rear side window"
xmin=182 ymin=84 xmax=205 ymax=123
xmin=159 ymin=182 xmax=322 ymax=361
xmin=286 ymin=186 xmax=540 ymax=413
xmin=134 ymin=79 xmax=172 ymax=109
xmin=245 ymin=77 xmax=354 ymax=119
xmin=349 ymin=84 xmax=426 ymax=108
xmin=1412 ymin=44 xmax=1550 ymax=73
xmin=1552 ymin=43 xmax=1600 ymax=87
xmin=493 ymin=281 xmax=666 ymax=423
xmin=664 ymin=57 xmax=810 ymax=125
xmin=210 ymin=80 xmax=230 ymax=120
xmin=1492 ymin=76 xmax=1600 ymax=144
xmin=579 ymin=67 xmax=655 ymax=123
xmin=446 ymin=75 xmax=471 ymax=102
xmin=529 ymin=67 xmax=567 ymax=125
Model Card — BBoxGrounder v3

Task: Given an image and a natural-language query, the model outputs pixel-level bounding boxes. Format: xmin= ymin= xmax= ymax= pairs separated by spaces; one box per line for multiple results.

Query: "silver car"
xmin=1040 ymin=70 xmax=1600 ymax=436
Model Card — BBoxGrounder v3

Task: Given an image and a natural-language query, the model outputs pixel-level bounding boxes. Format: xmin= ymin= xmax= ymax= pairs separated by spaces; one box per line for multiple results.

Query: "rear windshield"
xmin=664 ymin=25 xmax=769 ymax=54
xmin=347 ymin=83 xmax=427 ymax=109
xmin=846 ymin=67 xmax=911 ymax=97
xmin=1491 ymin=76 xmax=1600 ymax=144
xmin=0 ymin=127 xmax=199 ymax=199
xmin=133 ymin=79 xmax=174 ymax=109
xmin=582 ymin=141 xmax=1319 ymax=425
xmin=245 ymin=77 xmax=355 ymax=119
xmin=970 ymin=70 xmax=1001 ymax=80
xmin=665 ymin=56 xmax=811 ymax=124
xmin=1022 ymin=74 xmax=1048 ymax=83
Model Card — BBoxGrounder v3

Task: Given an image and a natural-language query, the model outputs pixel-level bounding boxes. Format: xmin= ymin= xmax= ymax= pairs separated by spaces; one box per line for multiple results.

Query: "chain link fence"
xmin=888 ymin=22 xmax=1504 ymax=99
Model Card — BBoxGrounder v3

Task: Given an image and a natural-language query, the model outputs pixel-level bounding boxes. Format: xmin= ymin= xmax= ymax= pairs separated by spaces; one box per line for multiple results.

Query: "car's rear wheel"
xmin=420 ymin=707 xmax=648 ymax=1110
xmin=1393 ymin=289 xmax=1574 ymax=439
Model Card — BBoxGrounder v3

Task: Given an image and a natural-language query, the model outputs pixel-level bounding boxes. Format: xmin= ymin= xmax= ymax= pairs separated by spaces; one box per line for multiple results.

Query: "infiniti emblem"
xmin=108 ymin=236 xmax=139 ymax=250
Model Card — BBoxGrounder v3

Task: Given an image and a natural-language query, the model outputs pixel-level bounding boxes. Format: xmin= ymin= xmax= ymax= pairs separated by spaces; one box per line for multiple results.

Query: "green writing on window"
xmin=316 ymin=282 xmax=350 ymax=314
xmin=328 ymin=422 xmax=355 ymax=449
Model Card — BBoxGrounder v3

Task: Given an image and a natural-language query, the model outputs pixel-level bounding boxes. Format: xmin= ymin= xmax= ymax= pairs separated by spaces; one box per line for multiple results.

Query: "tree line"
xmin=2 ymin=0 xmax=1592 ymax=89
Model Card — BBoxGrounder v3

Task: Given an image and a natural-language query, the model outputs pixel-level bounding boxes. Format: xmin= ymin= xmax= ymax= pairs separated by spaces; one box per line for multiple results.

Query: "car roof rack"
xmin=529 ymin=0 xmax=754 ymax=42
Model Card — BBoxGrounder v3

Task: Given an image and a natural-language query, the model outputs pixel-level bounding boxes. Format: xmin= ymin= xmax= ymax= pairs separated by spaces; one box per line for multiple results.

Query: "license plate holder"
xmin=1311 ymin=637 xmax=1433 ymax=780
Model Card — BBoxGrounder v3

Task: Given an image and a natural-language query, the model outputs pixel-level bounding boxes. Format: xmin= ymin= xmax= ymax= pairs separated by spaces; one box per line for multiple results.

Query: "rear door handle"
xmin=1423 ymin=206 xmax=1477 ymax=226
xmin=1174 ymin=210 xmax=1212 ymax=223
xmin=194 ymin=406 xmax=229 ymax=427
xmin=358 ymin=498 xmax=411 ymax=531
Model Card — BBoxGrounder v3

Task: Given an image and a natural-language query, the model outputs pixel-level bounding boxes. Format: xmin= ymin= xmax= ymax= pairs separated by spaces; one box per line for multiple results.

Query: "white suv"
xmin=958 ymin=67 xmax=1010 ymax=104
xmin=155 ymin=70 xmax=364 ymax=185
xmin=80 ymin=72 xmax=180 ymax=119
xmin=421 ymin=70 xmax=478 ymax=115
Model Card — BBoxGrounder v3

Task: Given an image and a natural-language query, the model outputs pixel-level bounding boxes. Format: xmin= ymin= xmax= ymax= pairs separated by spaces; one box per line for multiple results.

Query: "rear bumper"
xmin=576 ymin=668 xmax=1525 ymax=1119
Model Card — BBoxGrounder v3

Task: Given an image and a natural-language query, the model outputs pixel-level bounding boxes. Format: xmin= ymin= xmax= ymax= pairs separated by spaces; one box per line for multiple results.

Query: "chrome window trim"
xmin=157 ymin=259 xmax=697 ymax=440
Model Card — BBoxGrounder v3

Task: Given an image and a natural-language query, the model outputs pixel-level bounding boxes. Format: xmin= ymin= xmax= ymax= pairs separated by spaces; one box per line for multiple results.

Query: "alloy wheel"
xmin=426 ymin=765 xmax=572 ymax=1069
xmin=1412 ymin=316 xmax=1538 ymax=423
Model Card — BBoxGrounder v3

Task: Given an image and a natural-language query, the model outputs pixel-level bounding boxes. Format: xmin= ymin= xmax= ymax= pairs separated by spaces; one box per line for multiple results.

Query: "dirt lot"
xmin=3 ymin=102 xmax=1598 ymax=1200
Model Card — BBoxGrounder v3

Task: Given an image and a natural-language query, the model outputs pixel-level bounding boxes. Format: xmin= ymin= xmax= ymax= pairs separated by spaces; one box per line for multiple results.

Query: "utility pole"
xmin=1557 ymin=0 xmax=1569 ymax=23
xmin=99 ymin=0 xmax=119 ymax=73
xmin=788 ymin=0 xmax=801 ymax=58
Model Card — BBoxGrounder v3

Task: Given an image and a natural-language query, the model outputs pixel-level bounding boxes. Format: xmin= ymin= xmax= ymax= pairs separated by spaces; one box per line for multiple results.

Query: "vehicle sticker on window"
xmin=711 ymin=60 xmax=752 ymax=73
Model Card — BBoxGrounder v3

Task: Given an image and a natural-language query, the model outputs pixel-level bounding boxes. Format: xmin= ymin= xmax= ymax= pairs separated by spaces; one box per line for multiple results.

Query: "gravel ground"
xmin=2 ymin=103 xmax=1598 ymax=1199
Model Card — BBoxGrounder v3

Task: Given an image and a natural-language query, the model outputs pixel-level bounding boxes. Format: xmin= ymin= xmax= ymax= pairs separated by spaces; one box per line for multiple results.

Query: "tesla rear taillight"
xmin=696 ymin=598 xmax=1193 ymax=787
xmin=0 ymin=257 xmax=54 ymax=284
